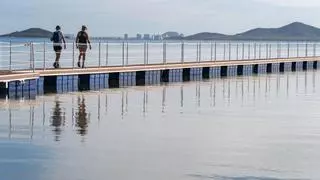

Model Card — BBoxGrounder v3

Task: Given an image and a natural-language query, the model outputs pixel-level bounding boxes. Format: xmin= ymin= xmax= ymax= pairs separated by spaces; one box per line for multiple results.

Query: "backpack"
xmin=51 ymin=31 xmax=60 ymax=43
xmin=78 ymin=31 xmax=87 ymax=44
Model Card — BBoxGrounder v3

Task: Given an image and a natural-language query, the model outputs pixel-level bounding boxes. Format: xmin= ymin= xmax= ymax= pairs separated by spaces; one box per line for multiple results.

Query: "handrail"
xmin=0 ymin=41 xmax=319 ymax=71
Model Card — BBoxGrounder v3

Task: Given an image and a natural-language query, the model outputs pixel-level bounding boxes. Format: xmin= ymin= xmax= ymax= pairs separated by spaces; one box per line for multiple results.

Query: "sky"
xmin=1 ymin=0 xmax=320 ymax=37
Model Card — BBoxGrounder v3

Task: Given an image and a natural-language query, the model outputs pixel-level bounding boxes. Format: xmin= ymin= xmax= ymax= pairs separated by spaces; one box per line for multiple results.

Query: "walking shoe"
xmin=53 ymin=62 xmax=57 ymax=68
xmin=53 ymin=62 xmax=60 ymax=69
xmin=77 ymin=62 xmax=81 ymax=68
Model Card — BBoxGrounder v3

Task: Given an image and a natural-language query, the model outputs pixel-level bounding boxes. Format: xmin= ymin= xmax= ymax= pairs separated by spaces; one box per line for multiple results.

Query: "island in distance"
xmin=0 ymin=28 xmax=53 ymax=38
xmin=0 ymin=28 xmax=74 ymax=39
xmin=1 ymin=22 xmax=320 ymax=41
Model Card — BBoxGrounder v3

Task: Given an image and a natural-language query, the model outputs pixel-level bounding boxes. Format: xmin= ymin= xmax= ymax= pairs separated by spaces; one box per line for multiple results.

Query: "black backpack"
xmin=78 ymin=31 xmax=87 ymax=43
xmin=51 ymin=31 xmax=60 ymax=43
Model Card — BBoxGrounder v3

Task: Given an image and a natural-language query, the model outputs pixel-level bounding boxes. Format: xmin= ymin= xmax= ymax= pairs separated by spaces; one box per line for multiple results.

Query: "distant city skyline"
xmin=1 ymin=0 xmax=320 ymax=36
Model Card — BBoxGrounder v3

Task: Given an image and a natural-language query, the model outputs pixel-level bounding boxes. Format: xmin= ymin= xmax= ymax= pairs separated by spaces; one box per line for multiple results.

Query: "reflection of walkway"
xmin=51 ymin=96 xmax=65 ymax=142
xmin=75 ymin=95 xmax=89 ymax=136
xmin=0 ymin=71 xmax=317 ymax=142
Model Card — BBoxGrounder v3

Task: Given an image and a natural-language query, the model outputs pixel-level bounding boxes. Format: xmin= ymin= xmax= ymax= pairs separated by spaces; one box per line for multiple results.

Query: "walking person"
xmin=76 ymin=25 xmax=92 ymax=68
xmin=50 ymin=25 xmax=66 ymax=68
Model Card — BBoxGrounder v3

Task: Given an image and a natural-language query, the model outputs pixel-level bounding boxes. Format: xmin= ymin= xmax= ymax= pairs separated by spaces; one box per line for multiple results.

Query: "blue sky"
xmin=1 ymin=0 xmax=320 ymax=36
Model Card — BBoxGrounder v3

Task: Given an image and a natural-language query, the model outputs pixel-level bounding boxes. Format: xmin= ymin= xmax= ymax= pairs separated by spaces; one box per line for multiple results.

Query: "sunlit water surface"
xmin=1 ymin=71 xmax=320 ymax=180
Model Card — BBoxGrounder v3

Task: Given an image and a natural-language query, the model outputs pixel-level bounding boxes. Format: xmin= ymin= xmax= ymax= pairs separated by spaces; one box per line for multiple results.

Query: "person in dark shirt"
xmin=76 ymin=25 xmax=92 ymax=68
xmin=50 ymin=25 xmax=66 ymax=68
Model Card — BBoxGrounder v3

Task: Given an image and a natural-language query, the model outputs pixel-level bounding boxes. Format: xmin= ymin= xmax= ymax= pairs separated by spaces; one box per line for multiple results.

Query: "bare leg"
xmin=78 ymin=51 xmax=83 ymax=67
xmin=82 ymin=53 xmax=86 ymax=68
xmin=55 ymin=51 xmax=61 ymax=63
xmin=54 ymin=51 xmax=61 ymax=68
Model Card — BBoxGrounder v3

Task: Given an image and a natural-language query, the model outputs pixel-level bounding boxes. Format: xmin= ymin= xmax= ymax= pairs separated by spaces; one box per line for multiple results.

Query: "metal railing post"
xmin=9 ymin=41 xmax=12 ymax=71
xmin=297 ymin=42 xmax=299 ymax=57
xmin=122 ymin=42 xmax=125 ymax=66
xmin=126 ymin=42 xmax=129 ymax=65
xmin=163 ymin=42 xmax=166 ymax=64
xmin=280 ymin=42 xmax=283 ymax=58
xmin=210 ymin=42 xmax=213 ymax=61
xmin=254 ymin=43 xmax=256 ymax=59
xmin=106 ymin=42 xmax=109 ymax=66
xmin=72 ymin=42 xmax=75 ymax=69
xmin=236 ymin=43 xmax=239 ymax=60
xmin=269 ymin=44 xmax=272 ymax=58
xmin=98 ymin=41 xmax=101 ymax=67
xmin=181 ymin=41 xmax=184 ymax=63
xmin=199 ymin=42 xmax=202 ymax=62
xmin=29 ymin=42 xmax=32 ymax=70
xmin=146 ymin=42 xmax=149 ymax=65
xmin=32 ymin=42 xmax=35 ymax=72
xmin=223 ymin=43 xmax=226 ymax=60
xmin=228 ymin=42 xmax=231 ymax=61
xmin=43 ymin=41 xmax=46 ymax=70
xmin=287 ymin=42 xmax=290 ymax=58
xmin=242 ymin=43 xmax=245 ymax=60
xmin=144 ymin=42 xmax=146 ymax=65
xmin=259 ymin=44 xmax=261 ymax=59
xmin=313 ymin=43 xmax=316 ymax=57
xmin=248 ymin=43 xmax=251 ymax=60
xmin=306 ymin=42 xmax=308 ymax=57
xmin=266 ymin=43 xmax=268 ymax=59
xmin=214 ymin=42 xmax=217 ymax=61
xmin=277 ymin=42 xmax=280 ymax=58
xmin=196 ymin=43 xmax=199 ymax=62
xmin=276 ymin=43 xmax=279 ymax=58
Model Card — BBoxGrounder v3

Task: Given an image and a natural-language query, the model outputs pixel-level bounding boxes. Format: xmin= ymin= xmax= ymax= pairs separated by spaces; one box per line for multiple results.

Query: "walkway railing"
xmin=0 ymin=41 xmax=319 ymax=72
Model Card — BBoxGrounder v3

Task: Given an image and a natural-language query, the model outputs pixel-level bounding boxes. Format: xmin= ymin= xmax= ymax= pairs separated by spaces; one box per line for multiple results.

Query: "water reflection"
xmin=75 ymin=95 xmax=90 ymax=136
xmin=121 ymin=91 xmax=128 ymax=117
xmin=0 ymin=71 xmax=320 ymax=179
xmin=162 ymin=86 xmax=167 ymax=113
xmin=1 ymin=71 xmax=319 ymax=142
xmin=8 ymin=109 xmax=12 ymax=139
xmin=51 ymin=97 xmax=65 ymax=142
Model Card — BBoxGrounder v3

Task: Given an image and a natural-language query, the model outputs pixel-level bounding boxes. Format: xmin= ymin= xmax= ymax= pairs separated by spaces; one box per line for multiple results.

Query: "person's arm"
xmin=76 ymin=32 xmax=80 ymax=48
xmin=86 ymin=32 xmax=92 ymax=50
xmin=61 ymin=32 xmax=66 ymax=49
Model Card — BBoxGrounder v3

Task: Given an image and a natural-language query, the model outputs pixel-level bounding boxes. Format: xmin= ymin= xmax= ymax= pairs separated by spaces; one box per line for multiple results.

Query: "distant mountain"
xmin=0 ymin=28 xmax=53 ymax=38
xmin=184 ymin=32 xmax=227 ymax=40
xmin=182 ymin=22 xmax=320 ymax=41
xmin=233 ymin=22 xmax=320 ymax=40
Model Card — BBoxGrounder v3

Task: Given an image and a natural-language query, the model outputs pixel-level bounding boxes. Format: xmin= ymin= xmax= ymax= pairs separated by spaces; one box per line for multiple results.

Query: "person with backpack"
xmin=50 ymin=25 xmax=66 ymax=68
xmin=76 ymin=25 xmax=92 ymax=68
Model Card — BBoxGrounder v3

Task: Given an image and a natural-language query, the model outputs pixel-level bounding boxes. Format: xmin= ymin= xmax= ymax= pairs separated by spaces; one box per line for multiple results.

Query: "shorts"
xmin=78 ymin=44 xmax=88 ymax=52
xmin=54 ymin=46 xmax=62 ymax=52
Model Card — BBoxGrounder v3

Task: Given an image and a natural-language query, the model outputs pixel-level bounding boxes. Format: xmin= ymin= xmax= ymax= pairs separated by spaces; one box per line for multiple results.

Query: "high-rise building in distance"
xmin=143 ymin=34 xmax=150 ymax=40
xmin=136 ymin=34 xmax=142 ymax=40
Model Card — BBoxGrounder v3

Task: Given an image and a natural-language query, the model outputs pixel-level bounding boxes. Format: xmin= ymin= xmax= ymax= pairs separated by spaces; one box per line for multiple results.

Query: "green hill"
xmin=0 ymin=28 xmax=53 ymax=38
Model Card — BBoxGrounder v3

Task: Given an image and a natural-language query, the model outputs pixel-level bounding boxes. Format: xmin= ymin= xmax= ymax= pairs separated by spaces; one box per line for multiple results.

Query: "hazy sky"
xmin=1 ymin=0 xmax=320 ymax=36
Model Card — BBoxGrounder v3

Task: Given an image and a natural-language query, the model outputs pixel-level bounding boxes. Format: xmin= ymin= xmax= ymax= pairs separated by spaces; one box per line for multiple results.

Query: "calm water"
xmin=1 ymin=71 xmax=320 ymax=180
